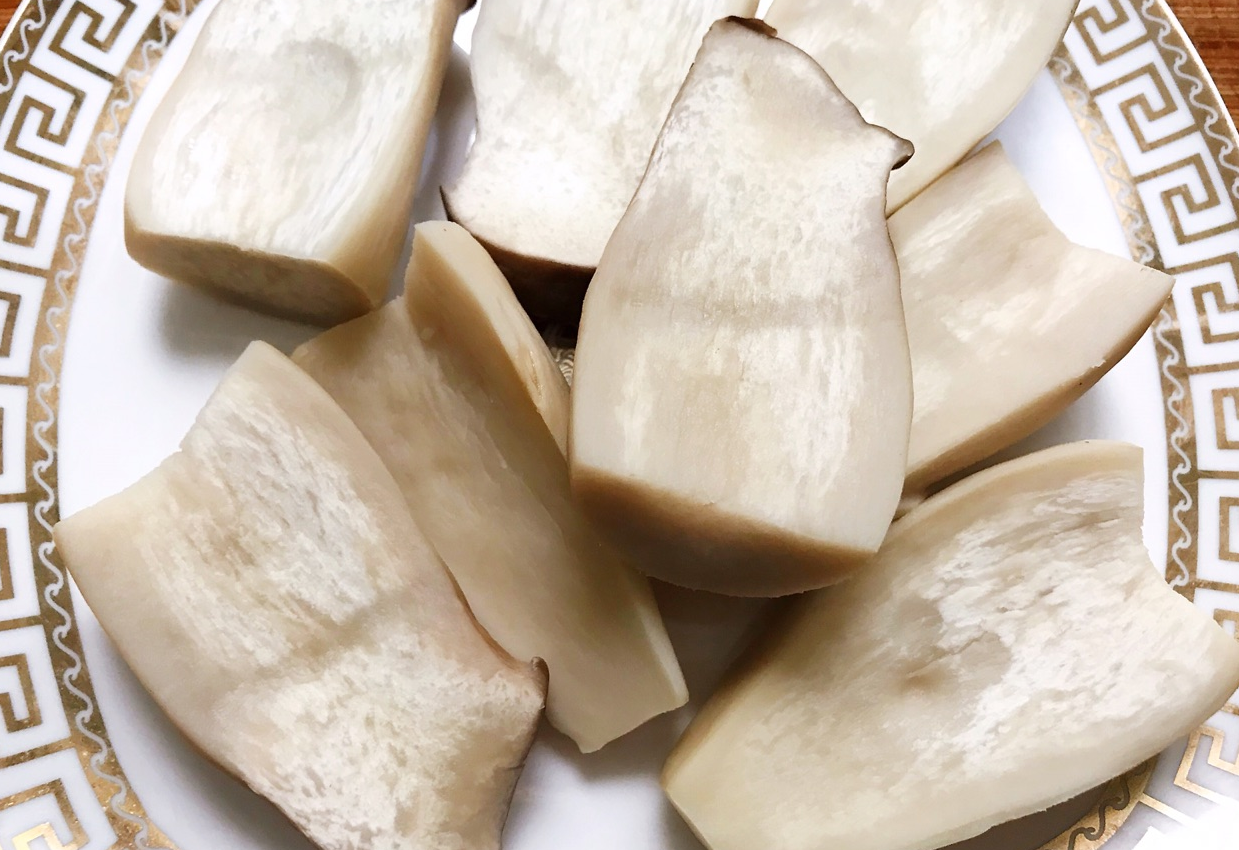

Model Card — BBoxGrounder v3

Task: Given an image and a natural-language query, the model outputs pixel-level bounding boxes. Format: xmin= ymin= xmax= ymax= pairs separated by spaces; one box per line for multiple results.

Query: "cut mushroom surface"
xmin=294 ymin=222 xmax=686 ymax=752
xmin=55 ymin=342 xmax=546 ymax=850
xmin=765 ymin=0 xmax=1078 ymax=211
xmin=125 ymin=0 xmax=464 ymax=325
xmin=663 ymin=441 xmax=1239 ymax=850
xmin=570 ymin=18 xmax=913 ymax=597
xmin=897 ymin=144 xmax=1174 ymax=493
xmin=443 ymin=0 xmax=757 ymax=324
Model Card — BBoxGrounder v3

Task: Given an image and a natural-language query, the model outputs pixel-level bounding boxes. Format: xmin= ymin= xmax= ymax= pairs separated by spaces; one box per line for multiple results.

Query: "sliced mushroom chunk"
xmin=765 ymin=0 xmax=1078 ymax=211
xmin=294 ymin=222 xmax=686 ymax=753
xmin=663 ymin=441 xmax=1239 ymax=850
xmin=443 ymin=0 xmax=757 ymax=324
xmin=125 ymin=0 xmax=465 ymax=325
xmin=55 ymin=342 xmax=546 ymax=850
xmin=570 ymin=18 xmax=913 ymax=597
xmin=898 ymin=143 xmax=1174 ymax=493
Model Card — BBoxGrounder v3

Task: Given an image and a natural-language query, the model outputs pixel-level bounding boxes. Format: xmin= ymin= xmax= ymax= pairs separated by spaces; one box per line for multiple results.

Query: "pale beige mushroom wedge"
xmin=443 ymin=0 xmax=757 ymax=324
xmin=293 ymin=222 xmax=687 ymax=753
xmin=663 ymin=441 xmax=1239 ymax=850
xmin=898 ymin=143 xmax=1174 ymax=495
xmin=765 ymin=0 xmax=1079 ymax=211
xmin=125 ymin=0 xmax=466 ymax=326
xmin=570 ymin=19 xmax=914 ymax=598
xmin=54 ymin=342 xmax=546 ymax=850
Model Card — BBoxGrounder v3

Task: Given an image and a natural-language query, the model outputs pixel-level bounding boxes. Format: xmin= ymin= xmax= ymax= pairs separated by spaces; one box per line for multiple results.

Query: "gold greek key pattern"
xmin=1044 ymin=0 xmax=1239 ymax=845
xmin=0 ymin=749 xmax=119 ymax=849
xmin=0 ymin=0 xmax=198 ymax=848
xmin=0 ymin=623 xmax=70 ymax=759
xmin=0 ymin=0 xmax=1234 ymax=848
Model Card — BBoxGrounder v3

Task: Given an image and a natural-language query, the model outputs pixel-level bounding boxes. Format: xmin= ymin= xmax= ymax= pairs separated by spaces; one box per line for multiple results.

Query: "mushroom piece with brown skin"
xmin=663 ymin=441 xmax=1239 ymax=850
xmin=125 ymin=0 xmax=466 ymax=326
xmin=570 ymin=18 xmax=914 ymax=597
xmin=443 ymin=0 xmax=758 ymax=325
xmin=55 ymin=342 xmax=546 ymax=850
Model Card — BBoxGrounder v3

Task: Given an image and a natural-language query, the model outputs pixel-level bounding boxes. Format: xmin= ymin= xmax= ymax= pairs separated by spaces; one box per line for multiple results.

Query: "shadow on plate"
xmin=945 ymin=784 xmax=1107 ymax=850
xmin=534 ymin=716 xmax=706 ymax=849
xmin=392 ymin=44 xmax=477 ymax=301
xmin=156 ymin=280 xmax=316 ymax=363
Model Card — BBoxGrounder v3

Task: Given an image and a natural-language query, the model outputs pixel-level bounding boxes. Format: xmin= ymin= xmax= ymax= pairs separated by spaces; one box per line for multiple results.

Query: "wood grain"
xmin=0 ymin=0 xmax=1233 ymax=120
xmin=0 ymin=0 xmax=15 ymax=38
xmin=1175 ymin=0 xmax=1239 ymax=126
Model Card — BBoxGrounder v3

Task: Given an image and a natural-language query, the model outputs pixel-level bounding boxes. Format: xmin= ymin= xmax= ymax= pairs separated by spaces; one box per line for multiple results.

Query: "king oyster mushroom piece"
xmin=294 ymin=222 xmax=686 ymax=753
xmin=899 ymin=143 xmax=1174 ymax=494
xmin=663 ymin=441 xmax=1239 ymax=850
xmin=55 ymin=342 xmax=546 ymax=850
xmin=570 ymin=18 xmax=913 ymax=597
xmin=765 ymin=0 xmax=1079 ymax=211
xmin=442 ymin=0 xmax=758 ymax=324
xmin=125 ymin=0 xmax=466 ymax=326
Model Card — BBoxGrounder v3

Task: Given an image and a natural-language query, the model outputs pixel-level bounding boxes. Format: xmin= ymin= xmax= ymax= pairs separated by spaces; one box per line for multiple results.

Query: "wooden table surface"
xmin=1174 ymin=0 xmax=1239 ymax=122
xmin=0 ymin=0 xmax=1236 ymax=121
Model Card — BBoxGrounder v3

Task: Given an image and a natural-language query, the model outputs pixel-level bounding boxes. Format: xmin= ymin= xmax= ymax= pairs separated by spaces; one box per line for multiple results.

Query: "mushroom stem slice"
xmin=898 ymin=143 xmax=1174 ymax=492
xmin=55 ymin=342 xmax=545 ymax=850
xmin=294 ymin=222 xmax=686 ymax=753
xmin=570 ymin=18 xmax=913 ymax=597
xmin=443 ymin=0 xmax=758 ymax=324
xmin=765 ymin=0 xmax=1078 ymax=211
xmin=125 ymin=0 xmax=465 ymax=325
xmin=663 ymin=441 xmax=1239 ymax=850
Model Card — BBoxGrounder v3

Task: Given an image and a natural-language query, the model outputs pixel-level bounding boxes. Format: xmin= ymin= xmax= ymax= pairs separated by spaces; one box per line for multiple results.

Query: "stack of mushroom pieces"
xmin=57 ymin=2 xmax=1239 ymax=850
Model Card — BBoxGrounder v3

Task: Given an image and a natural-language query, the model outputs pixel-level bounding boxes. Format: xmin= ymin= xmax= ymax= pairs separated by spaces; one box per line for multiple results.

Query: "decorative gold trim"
xmin=1038 ymin=760 xmax=1156 ymax=850
xmin=1 ymin=0 xmax=197 ymax=847
xmin=1174 ymin=726 xmax=1239 ymax=804
xmin=0 ymin=651 xmax=42 ymax=732
xmin=1043 ymin=0 xmax=1239 ymax=843
xmin=5 ymin=781 xmax=84 ymax=850
xmin=0 ymin=0 xmax=1234 ymax=848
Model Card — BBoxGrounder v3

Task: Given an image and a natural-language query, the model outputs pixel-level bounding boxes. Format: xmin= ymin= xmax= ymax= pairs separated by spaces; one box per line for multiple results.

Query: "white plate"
xmin=0 ymin=1 xmax=1236 ymax=848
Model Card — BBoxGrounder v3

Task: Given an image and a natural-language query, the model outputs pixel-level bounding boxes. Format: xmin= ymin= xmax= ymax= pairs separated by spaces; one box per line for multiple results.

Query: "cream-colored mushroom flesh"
xmin=765 ymin=0 xmax=1078 ymax=211
xmin=898 ymin=144 xmax=1173 ymax=492
xmin=442 ymin=0 xmax=757 ymax=324
xmin=294 ymin=222 xmax=686 ymax=752
xmin=125 ymin=0 xmax=463 ymax=326
xmin=663 ymin=441 xmax=1239 ymax=850
xmin=570 ymin=19 xmax=913 ymax=598
xmin=54 ymin=343 xmax=546 ymax=850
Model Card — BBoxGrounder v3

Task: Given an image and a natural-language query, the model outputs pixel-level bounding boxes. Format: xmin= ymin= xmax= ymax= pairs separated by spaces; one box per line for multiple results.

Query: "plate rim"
xmin=0 ymin=1 xmax=1235 ymax=848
